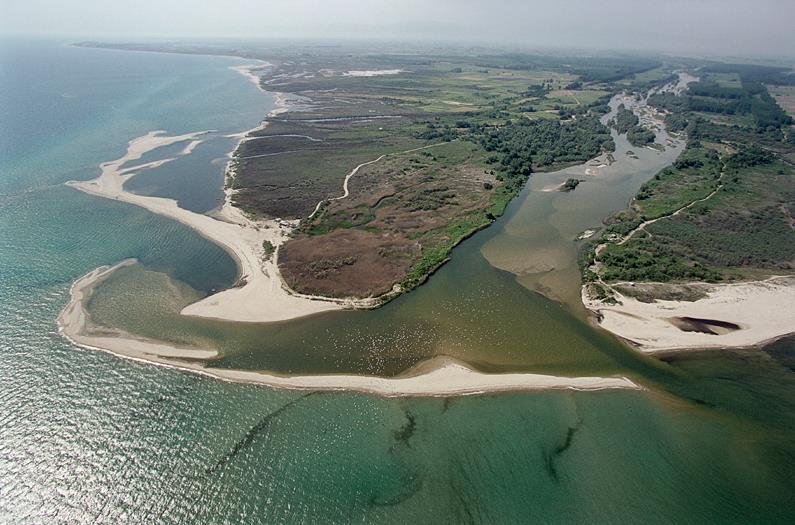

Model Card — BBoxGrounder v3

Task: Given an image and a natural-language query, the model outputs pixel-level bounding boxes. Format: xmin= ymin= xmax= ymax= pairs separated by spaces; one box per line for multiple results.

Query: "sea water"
xmin=1 ymin=38 xmax=794 ymax=523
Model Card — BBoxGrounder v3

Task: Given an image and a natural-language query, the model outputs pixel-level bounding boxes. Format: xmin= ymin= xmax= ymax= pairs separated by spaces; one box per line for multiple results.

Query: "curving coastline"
xmin=58 ymin=260 xmax=641 ymax=396
xmin=58 ymin=92 xmax=643 ymax=395
xmin=66 ymin=125 xmax=351 ymax=323
xmin=59 ymin=65 xmax=790 ymax=395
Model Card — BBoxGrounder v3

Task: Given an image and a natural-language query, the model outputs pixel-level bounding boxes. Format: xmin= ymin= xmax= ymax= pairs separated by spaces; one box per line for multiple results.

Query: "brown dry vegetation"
xmin=279 ymin=143 xmax=497 ymax=297
xmin=279 ymin=229 xmax=418 ymax=298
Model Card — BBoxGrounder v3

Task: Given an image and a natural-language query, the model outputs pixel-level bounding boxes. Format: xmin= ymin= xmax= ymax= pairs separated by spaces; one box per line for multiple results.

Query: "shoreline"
xmin=57 ymin=53 xmax=789 ymax=395
xmin=583 ymin=276 xmax=795 ymax=353
xmin=229 ymin=61 xmax=273 ymax=93
xmin=57 ymin=261 xmax=642 ymax=396
xmin=52 ymin=81 xmax=640 ymax=395
xmin=581 ymin=75 xmax=794 ymax=354
xmin=66 ymin=124 xmax=355 ymax=323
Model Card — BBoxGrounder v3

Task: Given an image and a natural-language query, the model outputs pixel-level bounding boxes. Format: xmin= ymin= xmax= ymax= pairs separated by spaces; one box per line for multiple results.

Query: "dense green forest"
xmin=649 ymin=73 xmax=793 ymax=132
xmin=610 ymin=104 xmax=656 ymax=146
xmin=477 ymin=115 xmax=614 ymax=185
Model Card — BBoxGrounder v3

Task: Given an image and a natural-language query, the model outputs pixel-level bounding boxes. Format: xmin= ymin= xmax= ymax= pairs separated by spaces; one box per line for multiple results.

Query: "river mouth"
xmin=8 ymin=42 xmax=795 ymax=522
xmin=74 ymin=92 xmax=687 ymax=381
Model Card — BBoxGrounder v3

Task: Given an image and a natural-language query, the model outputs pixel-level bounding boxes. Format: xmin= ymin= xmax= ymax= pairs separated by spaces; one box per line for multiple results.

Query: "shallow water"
xmin=482 ymin=96 xmax=682 ymax=310
xmin=1 ymin=39 xmax=794 ymax=523
xmin=84 ymin=94 xmax=679 ymax=380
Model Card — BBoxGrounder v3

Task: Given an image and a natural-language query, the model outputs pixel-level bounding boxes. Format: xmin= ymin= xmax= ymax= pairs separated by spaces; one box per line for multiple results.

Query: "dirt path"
xmin=307 ymin=142 xmax=447 ymax=219
xmin=588 ymin=157 xmax=727 ymax=294
xmin=618 ymin=171 xmax=726 ymax=246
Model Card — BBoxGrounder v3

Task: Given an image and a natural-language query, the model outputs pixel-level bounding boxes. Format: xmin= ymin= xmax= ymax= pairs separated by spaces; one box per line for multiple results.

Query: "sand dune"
xmin=583 ymin=277 xmax=795 ymax=352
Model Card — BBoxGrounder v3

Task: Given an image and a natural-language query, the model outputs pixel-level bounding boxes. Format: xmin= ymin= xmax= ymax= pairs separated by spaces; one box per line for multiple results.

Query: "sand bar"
xmin=67 ymin=129 xmax=346 ymax=323
xmin=58 ymin=261 xmax=641 ymax=396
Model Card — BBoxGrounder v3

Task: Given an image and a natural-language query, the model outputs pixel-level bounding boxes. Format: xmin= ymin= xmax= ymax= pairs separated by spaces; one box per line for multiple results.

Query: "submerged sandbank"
xmin=583 ymin=277 xmax=795 ymax=353
xmin=58 ymin=261 xmax=641 ymax=396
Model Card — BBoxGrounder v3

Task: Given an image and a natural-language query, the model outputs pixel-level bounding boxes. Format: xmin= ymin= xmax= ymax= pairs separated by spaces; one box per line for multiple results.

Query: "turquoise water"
xmin=1 ymin=38 xmax=794 ymax=523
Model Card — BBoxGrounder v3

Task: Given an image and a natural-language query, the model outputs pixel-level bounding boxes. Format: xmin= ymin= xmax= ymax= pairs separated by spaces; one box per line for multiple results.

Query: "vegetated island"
xmin=582 ymin=62 xmax=795 ymax=352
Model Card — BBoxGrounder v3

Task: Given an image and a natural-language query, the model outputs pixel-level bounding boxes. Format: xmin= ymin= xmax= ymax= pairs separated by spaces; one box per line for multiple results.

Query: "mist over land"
xmin=2 ymin=0 xmax=795 ymax=59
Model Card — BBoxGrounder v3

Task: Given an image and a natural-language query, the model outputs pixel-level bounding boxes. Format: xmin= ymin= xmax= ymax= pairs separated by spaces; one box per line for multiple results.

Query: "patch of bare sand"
xmin=583 ymin=277 xmax=795 ymax=352
xmin=66 ymin=129 xmax=345 ymax=323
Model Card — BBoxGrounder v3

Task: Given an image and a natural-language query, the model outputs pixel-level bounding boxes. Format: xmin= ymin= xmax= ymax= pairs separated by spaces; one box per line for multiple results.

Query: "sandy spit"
xmin=229 ymin=61 xmax=273 ymax=92
xmin=58 ymin=261 xmax=641 ymax=396
xmin=583 ymin=277 xmax=795 ymax=353
xmin=66 ymin=128 xmax=347 ymax=323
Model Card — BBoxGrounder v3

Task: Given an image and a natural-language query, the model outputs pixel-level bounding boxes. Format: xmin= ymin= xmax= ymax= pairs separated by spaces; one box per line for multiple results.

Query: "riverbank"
xmin=581 ymin=73 xmax=795 ymax=354
xmin=583 ymin=277 xmax=795 ymax=353
xmin=58 ymin=261 xmax=641 ymax=396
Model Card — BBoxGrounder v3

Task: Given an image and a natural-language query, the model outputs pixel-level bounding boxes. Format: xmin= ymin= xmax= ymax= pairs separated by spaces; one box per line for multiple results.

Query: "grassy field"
xmin=279 ymin=140 xmax=497 ymax=297
xmin=616 ymin=66 xmax=670 ymax=86
xmin=227 ymin=53 xmax=610 ymax=221
xmin=710 ymin=72 xmax=743 ymax=88
xmin=600 ymin=157 xmax=795 ymax=282
xmin=631 ymin=147 xmax=723 ymax=219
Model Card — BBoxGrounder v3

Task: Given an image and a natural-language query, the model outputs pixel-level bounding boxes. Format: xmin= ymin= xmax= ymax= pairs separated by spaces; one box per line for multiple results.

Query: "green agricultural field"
xmin=617 ymin=66 xmax=670 ymax=85
xmin=710 ymin=72 xmax=743 ymax=88
xmin=547 ymin=89 xmax=609 ymax=107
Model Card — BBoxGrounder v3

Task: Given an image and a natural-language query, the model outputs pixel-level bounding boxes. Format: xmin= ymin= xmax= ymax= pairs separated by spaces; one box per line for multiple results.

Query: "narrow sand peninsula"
xmin=67 ymin=129 xmax=345 ymax=323
xmin=59 ymin=261 xmax=641 ymax=396
xmin=229 ymin=61 xmax=272 ymax=92
xmin=583 ymin=277 xmax=795 ymax=352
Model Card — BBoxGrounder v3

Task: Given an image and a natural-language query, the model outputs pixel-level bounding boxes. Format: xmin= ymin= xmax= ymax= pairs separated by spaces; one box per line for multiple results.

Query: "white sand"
xmin=58 ymin=261 xmax=641 ymax=396
xmin=67 ymin=129 xmax=345 ymax=323
xmin=583 ymin=277 xmax=795 ymax=352
xmin=229 ymin=61 xmax=273 ymax=92
xmin=343 ymin=69 xmax=405 ymax=77
xmin=58 ymin=260 xmax=219 ymax=360
xmin=59 ymin=94 xmax=644 ymax=395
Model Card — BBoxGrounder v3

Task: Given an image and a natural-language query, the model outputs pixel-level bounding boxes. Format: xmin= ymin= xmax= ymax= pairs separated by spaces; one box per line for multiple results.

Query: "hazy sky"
xmin=2 ymin=0 xmax=794 ymax=58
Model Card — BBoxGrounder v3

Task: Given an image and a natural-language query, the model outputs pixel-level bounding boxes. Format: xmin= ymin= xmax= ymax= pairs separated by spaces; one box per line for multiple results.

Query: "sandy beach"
xmin=583 ymin=277 xmax=795 ymax=352
xmin=229 ymin=61 xmax=273 ymax=92
xmin=66 ymin=127 xmax=345 ymax=323
xmin=58 ymin=261 xmax=641 ymax=396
